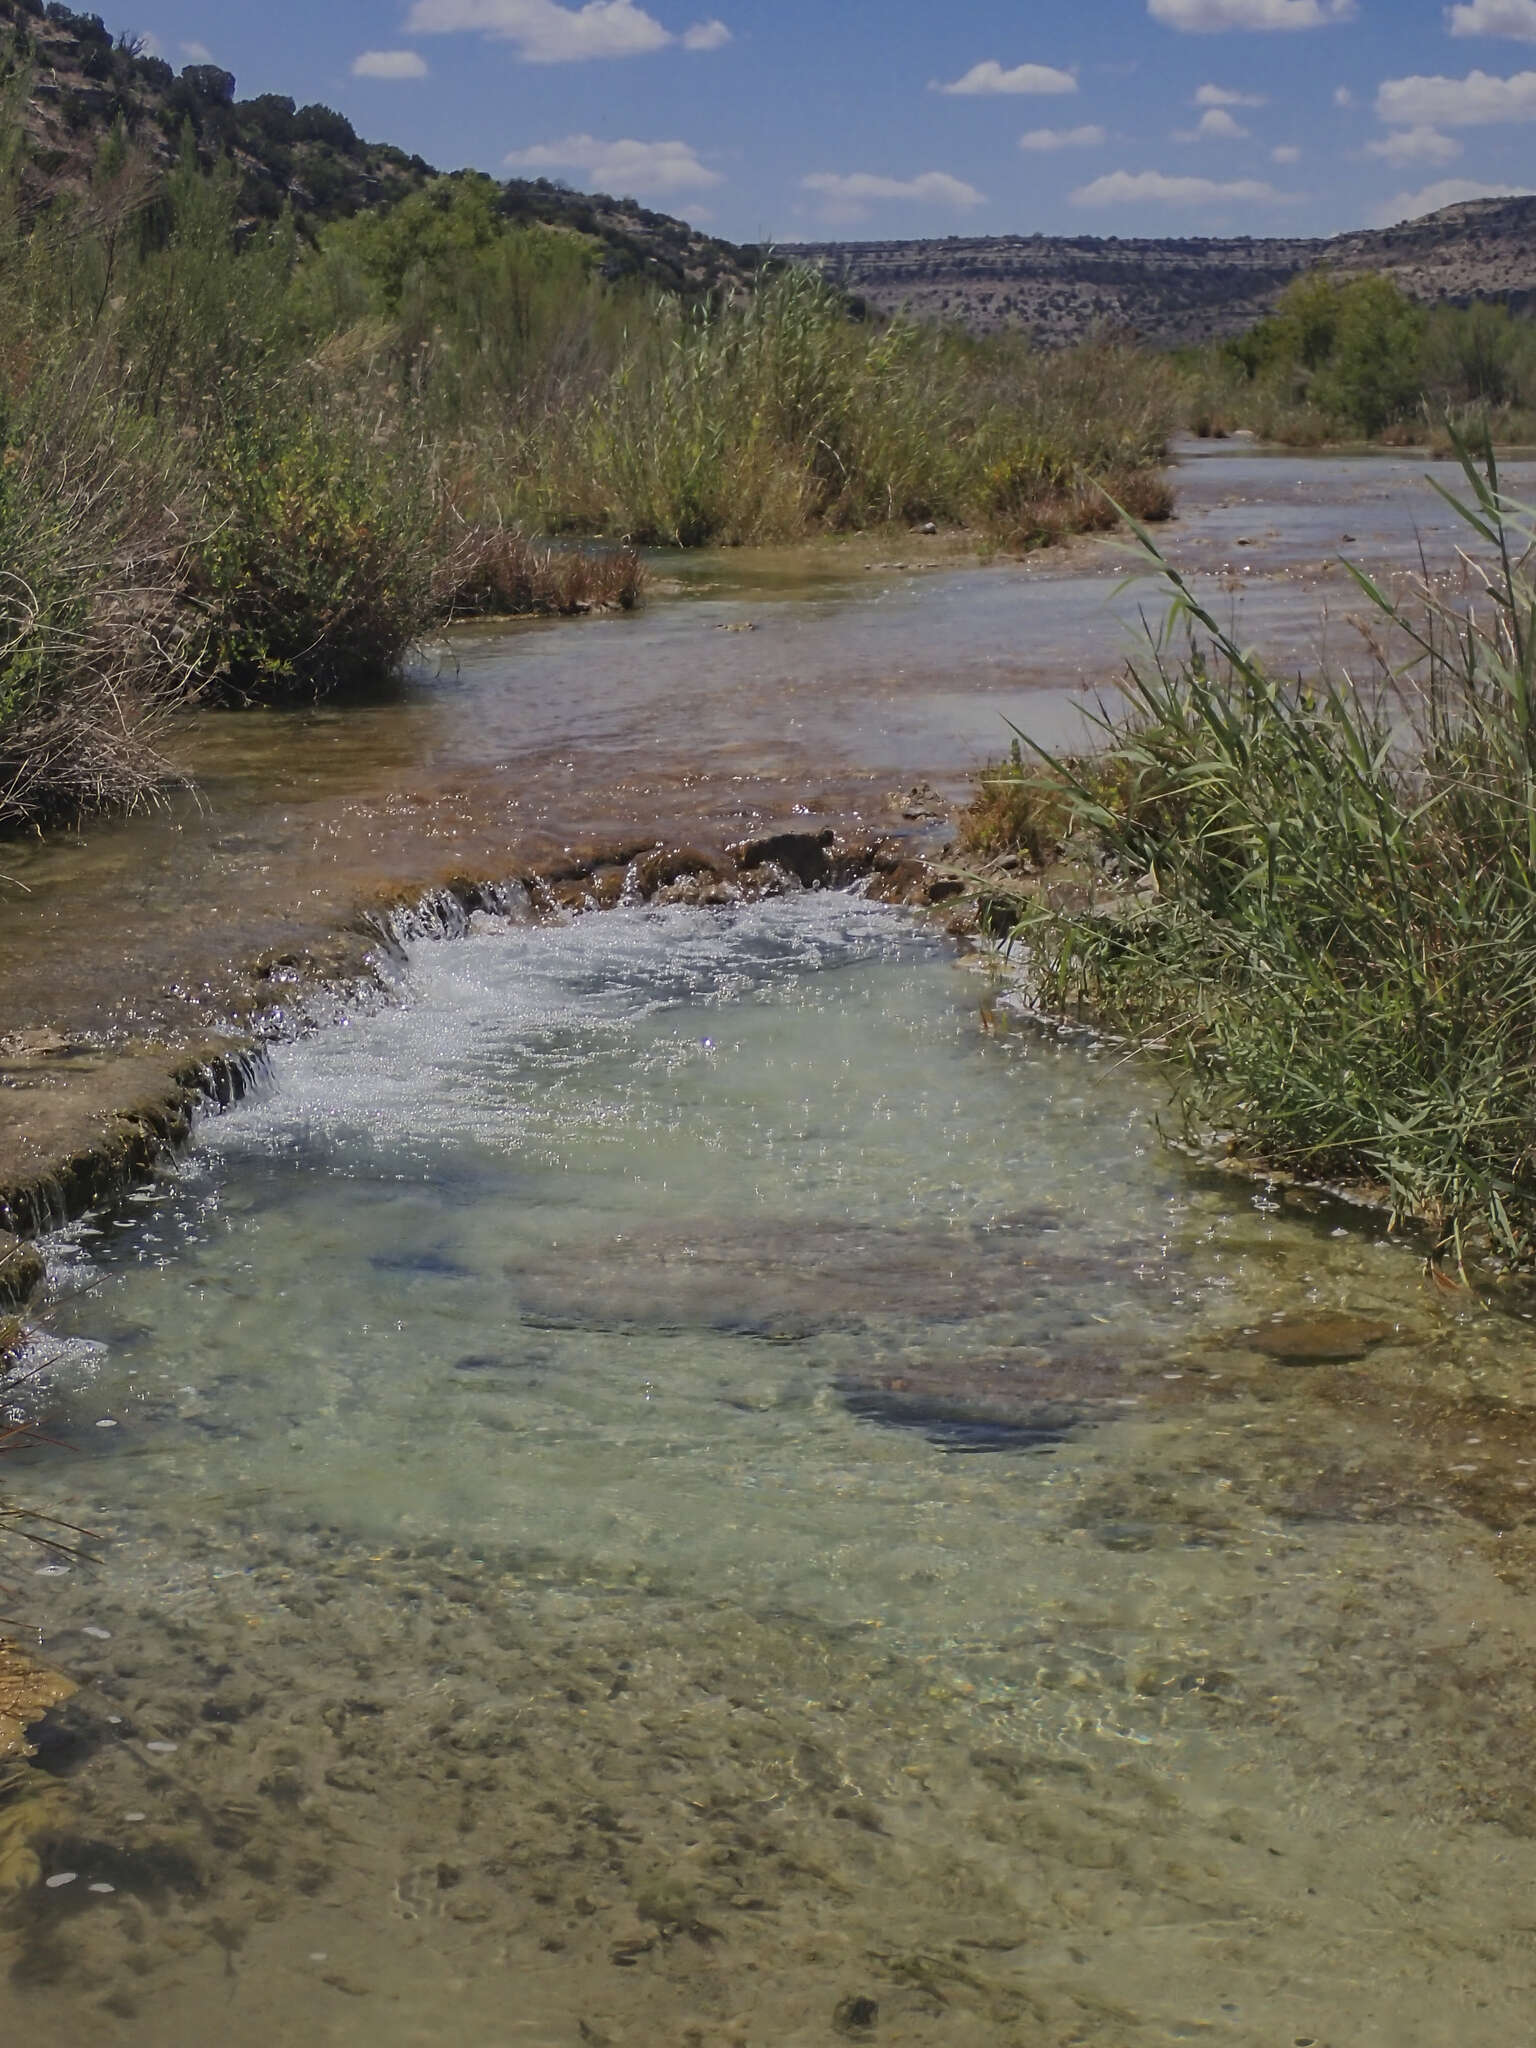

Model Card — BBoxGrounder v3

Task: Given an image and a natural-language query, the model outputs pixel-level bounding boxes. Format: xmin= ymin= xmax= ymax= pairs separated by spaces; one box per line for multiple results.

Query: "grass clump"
xmin=433 ymin=531 xmax=643 ymax=620
xmin=968 ymin=441 xmax=1536 ymax=1268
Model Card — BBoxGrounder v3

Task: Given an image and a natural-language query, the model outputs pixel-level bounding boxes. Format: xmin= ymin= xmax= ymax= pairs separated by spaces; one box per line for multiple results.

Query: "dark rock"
xmin=728 ymin=829 xmax=836 ymax=887
xmin=840 ymin=1378 xmax=1082 ymax=1454
xmin=834 ymin=1995 xmax=880 ymax=2035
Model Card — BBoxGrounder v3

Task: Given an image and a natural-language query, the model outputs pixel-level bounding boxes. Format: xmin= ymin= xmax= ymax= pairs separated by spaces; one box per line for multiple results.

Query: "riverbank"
xmin=953 ymin=447 xmax=1536 ymax=1270
xmin=2 ymin=446 xmax=1530 ymax=1300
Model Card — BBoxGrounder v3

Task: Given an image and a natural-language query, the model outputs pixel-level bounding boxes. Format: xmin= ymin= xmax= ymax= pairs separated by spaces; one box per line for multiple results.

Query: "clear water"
xmin=5 ymin=895 xmax=1536 ymax=2046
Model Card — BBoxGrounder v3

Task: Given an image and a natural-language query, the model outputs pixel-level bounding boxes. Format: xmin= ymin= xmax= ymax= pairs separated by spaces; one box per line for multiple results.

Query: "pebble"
xmin=45 ymin=1872 xmax=78 ymax=1889
xmin=123 ymin=1812 xmax=147 ymax=1823
xmin=82 ymin=1626 xmax=112 ymax=1640
xmin=95 ymin=1419 xmax=118 ymax=1429
xmin=144 ymin=1741 xmax=179 ymax=1755
xmin=88 ymin=1883 xmax=116 ymax=1895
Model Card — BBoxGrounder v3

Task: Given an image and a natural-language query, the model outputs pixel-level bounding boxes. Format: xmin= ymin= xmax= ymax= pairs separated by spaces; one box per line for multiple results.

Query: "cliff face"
xmin=782 ymin=197 xmax=1536 ymax=345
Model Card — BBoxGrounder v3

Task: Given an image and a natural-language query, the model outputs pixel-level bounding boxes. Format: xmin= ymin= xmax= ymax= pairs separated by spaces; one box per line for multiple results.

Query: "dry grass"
xmin=433 ymin=528 xmax=645 ymax=619
xmin=0 ymin=374 xmax=201 ymax=830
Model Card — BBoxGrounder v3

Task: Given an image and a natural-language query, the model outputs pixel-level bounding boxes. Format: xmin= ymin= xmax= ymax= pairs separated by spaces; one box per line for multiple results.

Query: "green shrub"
xmin=189 ymin=411 xmax=436 ymax=702
xmin=1188 ymin=274 xmax=1536 ymax=445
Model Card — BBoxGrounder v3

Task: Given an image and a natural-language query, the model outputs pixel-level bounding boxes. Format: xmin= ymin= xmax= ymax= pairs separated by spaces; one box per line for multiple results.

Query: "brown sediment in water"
xmin=0 ymin=1648 xmax=74 ymax=1904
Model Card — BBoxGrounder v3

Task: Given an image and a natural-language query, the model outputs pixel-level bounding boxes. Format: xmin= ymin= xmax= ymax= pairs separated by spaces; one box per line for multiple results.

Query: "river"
xmin=3 ymin=447 xmax=1536 ymax=2046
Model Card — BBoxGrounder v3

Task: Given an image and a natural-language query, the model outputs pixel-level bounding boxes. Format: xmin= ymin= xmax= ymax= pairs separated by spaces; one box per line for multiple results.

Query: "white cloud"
xmin=1195 ymin=82 xmax=1267 ymax=103
xmin=1377 ymin=68 xmax=1536 ymax=124
xmin=1271 ymin=142 xmax=1302 ymax=159
xmin=1448 ymin=0 xmax=1536 ymax=39
xmin=934 ymin=60 xmax=1077 ymax=95
xmin=181 ymin=39 xmax=214 ymax=62
xmin=1149 ymin=0 xmax=1354 ymax=26
xmin=406 ymin=0 xmax=673 ymax=62
xmin=351 ymin=49 xmax=430 ymax=78
xmin=1179 ymin=105 xmax=1250 ymax=136
xmin=801 ymin=170 xmax=986 ymax=224
xmin=505 ymin=133 xmax=722 ymax=193
xmin=1073 ymin=168 xmax=1289 ymax=204
xmin=1019 ymin=124 xmax=1108 ymax=149
xmin=681 ymin=18 xmax=730 ymax=48
xmin=1371 ymin=176 xmax=1533 ymax=222
xmin=1333 ymin=84 xmax=1354 ymax=104
xmin=1365 ymin=123 xmax=1461 ymax=162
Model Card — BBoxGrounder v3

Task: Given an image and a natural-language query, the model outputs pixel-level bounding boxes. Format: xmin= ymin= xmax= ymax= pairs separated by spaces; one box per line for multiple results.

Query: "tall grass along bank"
xmin=0 ymin=80 xmax=1175 ymax=831
xmin=961 ymin=447 xmax=1536 ymax=1271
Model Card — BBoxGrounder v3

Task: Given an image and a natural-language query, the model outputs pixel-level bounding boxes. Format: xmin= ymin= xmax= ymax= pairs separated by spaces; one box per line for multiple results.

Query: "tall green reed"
xmin=971 ymin=441 xmax=1536 ymax=1266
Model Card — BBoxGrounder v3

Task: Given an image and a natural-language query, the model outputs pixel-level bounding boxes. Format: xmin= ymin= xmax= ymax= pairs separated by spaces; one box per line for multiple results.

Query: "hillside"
xmin=0 ymin=0 xmax=762 ymax=293
xmin=784 ymin=196 xmax=1536 ymax=346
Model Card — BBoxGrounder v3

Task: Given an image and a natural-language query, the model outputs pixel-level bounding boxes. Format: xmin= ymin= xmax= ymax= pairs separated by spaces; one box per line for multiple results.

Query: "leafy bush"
xmin=189 ymin=412 xmax=437 ymax=702
xmin=1185 ymin=272 xmax=1536 ymax=444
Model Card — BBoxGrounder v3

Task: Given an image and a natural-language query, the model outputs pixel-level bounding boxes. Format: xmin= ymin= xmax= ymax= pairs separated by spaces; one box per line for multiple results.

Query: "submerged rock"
xmin=836 ymin=1346 xmax=1158 ymax=1455
xmin=1240 ymin=1313 xmax=1396 ymax=1365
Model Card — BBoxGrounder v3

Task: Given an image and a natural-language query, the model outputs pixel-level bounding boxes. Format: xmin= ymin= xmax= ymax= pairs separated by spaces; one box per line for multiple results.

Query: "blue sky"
xmin=131 ymin=1 xmax=1536 ymax=241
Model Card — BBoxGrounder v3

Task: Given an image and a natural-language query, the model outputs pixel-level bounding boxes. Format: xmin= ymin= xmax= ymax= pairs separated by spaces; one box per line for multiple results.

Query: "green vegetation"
xmin=1181 ymin=272 xmax=1536 ymax=446
xmin=0 ymin=83 xmax=1175 ymax=829
xmin=961 ymin=448 xmax=1536 ymax=1269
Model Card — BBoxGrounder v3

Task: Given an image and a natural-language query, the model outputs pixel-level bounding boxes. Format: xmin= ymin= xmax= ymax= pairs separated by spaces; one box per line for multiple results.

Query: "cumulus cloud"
xmin=801 ymin=170 xmax=985 ymax=224
xmin=1149 ymin=0 xmax=1354 ymax=27
xmin=1365 ymin=124 xmax=1462 ymax=163
xmin=1178 ymin=105 xmax=1250 ymax=136
xmin=681 ymin=18 xmax=731 ymax=47
xmin=1019 ymin=124 xmax=1108 ymax=149
xmin=1448 ymin=0 xmax=1536 ymax=38
xmin=934 ymin=60 xmax=1077 ymax=95
xmin=1073 ymin=168 xmax=1289 ymax=204
xmin=1370 ymin=176 xmax=1533 ymax=222
xmin=1377 ymin=68 xmax=1536 ymax=124
xmin=1271 ymin=142 xmax=1302 ymax=159
xmin=407 ymin=1 xmax=676 ymax=62
xmin=352 ymin=49 xmax=430 ymax=78
xmin=505 ymin=133 xmax=722 ymax=193
xmin=1333 ymin=84 xmax=1354 ymax=105
xmin=1195 ymin=82 xmax=1266 ymax=103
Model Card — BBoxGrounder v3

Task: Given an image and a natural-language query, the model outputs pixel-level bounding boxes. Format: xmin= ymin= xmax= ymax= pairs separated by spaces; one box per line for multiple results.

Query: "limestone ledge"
xmin=0 ymin=826 xmax=956 ymax=1308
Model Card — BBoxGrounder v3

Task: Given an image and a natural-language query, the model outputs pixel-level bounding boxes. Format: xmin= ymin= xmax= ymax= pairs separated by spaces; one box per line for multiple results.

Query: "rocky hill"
xmin=0 ymin=0 xmax=762 ymax=293
xmin=784 ymin=196 xmax=1536 ymax=346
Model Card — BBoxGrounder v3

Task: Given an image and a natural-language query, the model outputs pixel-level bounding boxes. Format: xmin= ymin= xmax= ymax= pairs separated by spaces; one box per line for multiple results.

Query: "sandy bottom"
xmin=3 ymin=896 xmax=1536 ymax=2046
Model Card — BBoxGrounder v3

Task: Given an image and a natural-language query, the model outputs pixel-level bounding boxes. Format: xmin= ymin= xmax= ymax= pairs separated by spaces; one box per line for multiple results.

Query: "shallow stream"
xmin=5 ymin=893 xmax=1536 ymax=2044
